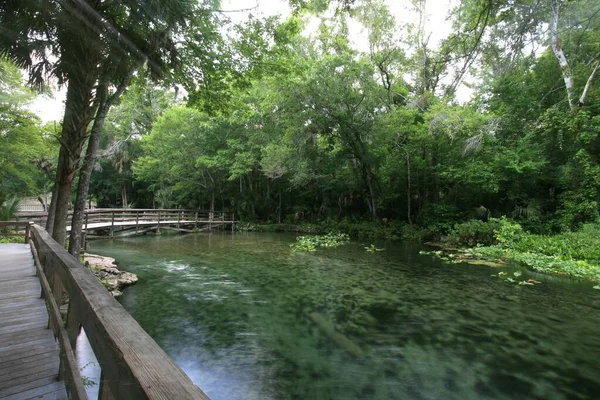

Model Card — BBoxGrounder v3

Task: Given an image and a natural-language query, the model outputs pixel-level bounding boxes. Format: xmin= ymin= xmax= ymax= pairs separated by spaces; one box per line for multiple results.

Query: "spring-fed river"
xmin=86 ymin=232 xmax=600 ymax=400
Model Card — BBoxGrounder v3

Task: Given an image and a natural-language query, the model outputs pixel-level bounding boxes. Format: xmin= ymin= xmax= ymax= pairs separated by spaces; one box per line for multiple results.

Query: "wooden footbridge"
xmin=0 ymin=222 xmax=211 ymax=399
xmin=15 ymin=209 xmax=236 ymax=239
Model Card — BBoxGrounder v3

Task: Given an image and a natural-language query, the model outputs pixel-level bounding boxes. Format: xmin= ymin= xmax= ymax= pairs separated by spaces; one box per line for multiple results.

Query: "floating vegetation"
xmin=491 ymin=272 xmax=542 ymax=287
xmin=290 ymin=232 xmax=350 ymax=251
xmin=365 ymin=244 xmax=384 ymax=252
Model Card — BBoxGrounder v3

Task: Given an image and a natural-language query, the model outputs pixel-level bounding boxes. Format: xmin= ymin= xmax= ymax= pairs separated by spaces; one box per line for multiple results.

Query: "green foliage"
xmin=447 ymin=219 xmax=501 ymax=247
xmin=0 ymin=234 xmax=23 ymax=243
xmin=494 ymin=217 xmax=526 ymax=247
xmin=290 ymin=232 xmax=350 ymax=251
xmin=0 ymin=58 xmax=54 ymax=197
xmin=466 ymin=220 xmax=600 ymax=284
xmin=0 ymin=196 xmax=19 ymax=221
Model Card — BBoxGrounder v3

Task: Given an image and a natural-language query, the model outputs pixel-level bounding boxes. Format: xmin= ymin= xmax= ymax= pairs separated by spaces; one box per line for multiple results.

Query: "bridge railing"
xmin=0 ymin=221 xmax=32 ymax=243
xmin=29 ymin=224 xmax=211 ymax=399
xmin=15 ymin=209 xmax=235 ymax=229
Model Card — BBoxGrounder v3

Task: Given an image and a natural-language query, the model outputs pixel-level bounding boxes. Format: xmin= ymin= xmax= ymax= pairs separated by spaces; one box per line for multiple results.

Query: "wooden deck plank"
xmin=0 ymin=358 xmax=60 ymax=386
xmin=0 ymin=303 xmax=46 ymax=319
xmin=0 ymin=244 xmax=66 ymax=399
xmin=0 ymin=375 xmax=60 ymax=398
xmin=2 ymin=382 xmax=67 ymax=400
xmin=0 ymin=342 xmax=59 ymax=364
xmin=0 ymin=349 xmax=56 ymax=372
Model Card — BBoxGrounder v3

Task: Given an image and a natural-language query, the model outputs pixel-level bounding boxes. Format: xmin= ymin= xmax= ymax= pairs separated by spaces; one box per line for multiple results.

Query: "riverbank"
xmin=235 ymin=221 xmax=405 ymax=239
xmin=423 ymin=218 xmax=600 ymax=288
xmin=83 ymin=253 xmax=138 ymax=297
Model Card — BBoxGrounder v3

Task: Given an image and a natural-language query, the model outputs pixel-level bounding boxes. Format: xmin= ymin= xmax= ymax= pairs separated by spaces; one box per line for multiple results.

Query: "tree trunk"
xmin=579 ymin=60 xmax=600 ymax=107
xmin=45 ymin=183 xmax=58 ymax=234
xmin=406 ymin=149 xmax=412 ymax=225
xmin=121 ymin=183 xmax=128 ymax=208
xmin=51 ymin=76 xmax=96 ymax=246
xmin=365 ymin=168 xmax=378 ymax=220
xmin=551 ymin=0 xmax=575 ymax=109
xmin=266 ymin=178 xmax=270 ymax=221
xmin=67 ymin=58 xmax=144 ymax=256
xmin=68 ymin=82 xmax=108 ymax=256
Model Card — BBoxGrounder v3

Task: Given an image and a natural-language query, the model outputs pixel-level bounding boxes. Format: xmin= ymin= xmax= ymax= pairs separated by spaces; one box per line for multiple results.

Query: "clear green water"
xmin=88 ymin=232 xmax=600 ymax=400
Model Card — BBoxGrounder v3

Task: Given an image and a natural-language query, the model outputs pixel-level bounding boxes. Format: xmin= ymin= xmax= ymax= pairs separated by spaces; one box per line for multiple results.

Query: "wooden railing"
xmin=15 ymin=209 xmax=235 ymax=229
xmin=29 ymin=224 xmax=211 ymax=399
xmin=0 ymin=221 xmax=32 ymax=243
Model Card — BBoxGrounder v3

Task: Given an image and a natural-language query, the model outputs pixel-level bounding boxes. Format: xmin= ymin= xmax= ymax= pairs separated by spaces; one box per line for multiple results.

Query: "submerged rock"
xmin=84 ymin=253 xmax=138 ymax=298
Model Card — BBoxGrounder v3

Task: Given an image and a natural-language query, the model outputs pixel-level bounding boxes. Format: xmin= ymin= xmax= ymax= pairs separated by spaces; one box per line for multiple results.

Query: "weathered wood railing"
xmin=29 ymin=224 xmax=211 ymax=399
xmin=0 ymin=221 xmax=31 ymax=243
xmin=15 ymin=209 xmax=234 ymax=230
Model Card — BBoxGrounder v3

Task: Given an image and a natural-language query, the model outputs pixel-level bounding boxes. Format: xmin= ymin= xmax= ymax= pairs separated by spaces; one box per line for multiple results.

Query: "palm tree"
xmin=0 ymin=195 xmax=20 ymax=234
xmin=0 ymin=0 xmax=201 ymax=248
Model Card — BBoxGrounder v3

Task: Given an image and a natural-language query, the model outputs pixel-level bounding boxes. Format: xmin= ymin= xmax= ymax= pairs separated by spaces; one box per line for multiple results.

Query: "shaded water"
xmin=88 ymin=232 xmax=600 ymax=400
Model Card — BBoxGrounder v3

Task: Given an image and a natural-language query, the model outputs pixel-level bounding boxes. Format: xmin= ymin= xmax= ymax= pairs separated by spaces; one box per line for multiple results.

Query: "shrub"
xmin=447 ymin=219 xmax=501 ymax=247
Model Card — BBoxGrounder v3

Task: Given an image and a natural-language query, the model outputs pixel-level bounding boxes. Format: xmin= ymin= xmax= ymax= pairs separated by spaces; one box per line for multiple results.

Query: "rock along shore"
xmin=83 ymin=253 xmax=138 ymax=298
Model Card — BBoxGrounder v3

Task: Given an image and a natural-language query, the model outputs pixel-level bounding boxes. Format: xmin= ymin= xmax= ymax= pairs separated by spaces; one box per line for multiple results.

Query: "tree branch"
xmin=579 ymin=60 xmax=600 ymax=107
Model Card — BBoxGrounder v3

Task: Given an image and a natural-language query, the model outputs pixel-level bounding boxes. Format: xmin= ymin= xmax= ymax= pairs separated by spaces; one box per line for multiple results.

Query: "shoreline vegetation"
xmin=236 ymin=219 xmax=600 ymax=288
xmin=4 ymin=215 xmax=598 ymax=290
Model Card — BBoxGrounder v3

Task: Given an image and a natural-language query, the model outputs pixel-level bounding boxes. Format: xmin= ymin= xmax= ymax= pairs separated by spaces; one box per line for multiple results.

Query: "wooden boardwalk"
xmin=0 ymin=244 xmax=67 ymax=400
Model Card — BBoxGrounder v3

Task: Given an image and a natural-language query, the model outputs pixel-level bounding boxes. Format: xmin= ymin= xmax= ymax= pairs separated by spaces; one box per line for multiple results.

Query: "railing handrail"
xmin=16 ymin=208 xmax=233 ymax=218
xmin=30 ymin=224 xmax=211 ymax=399
xmin=0 ymin=220 xmax=32 ymax=243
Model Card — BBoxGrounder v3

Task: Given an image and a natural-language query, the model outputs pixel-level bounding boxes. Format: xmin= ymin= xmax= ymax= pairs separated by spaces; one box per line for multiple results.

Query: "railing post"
xmin=110 ymin=211 xmax=115 ymax=237
xmin=49 ymin=270 xmax=63 ymax=332
xmin=24 ymin=221 xmax=31 ymax=244
xmin=136 ymin=211 xmax=139 ymax=234
xmin=194 ymin=211 xmax=198 ymax=229
xmin=232 ymin=212 xmax=235 ymax=232
xmin=65 ymin=300 xmax=81 ymax=350
xmin=157 ymin=210 xmax=161 ymax=234
xmin=178 ymin=210 xmax=181 ymax=229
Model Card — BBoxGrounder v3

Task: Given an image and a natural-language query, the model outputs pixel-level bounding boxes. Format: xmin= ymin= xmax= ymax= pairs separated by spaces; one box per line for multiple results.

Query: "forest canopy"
xmin=2 ymin=0 xmax=600 ymax=240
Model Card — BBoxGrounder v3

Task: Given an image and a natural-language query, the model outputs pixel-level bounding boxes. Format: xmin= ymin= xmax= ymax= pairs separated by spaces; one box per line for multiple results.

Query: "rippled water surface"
xmin=88 ymin=232 xmax=600 ymax=400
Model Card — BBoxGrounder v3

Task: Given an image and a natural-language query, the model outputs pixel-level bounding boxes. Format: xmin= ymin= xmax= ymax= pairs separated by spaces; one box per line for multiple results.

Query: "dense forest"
xmin=2 ymin=0 xmax=600 ymax=244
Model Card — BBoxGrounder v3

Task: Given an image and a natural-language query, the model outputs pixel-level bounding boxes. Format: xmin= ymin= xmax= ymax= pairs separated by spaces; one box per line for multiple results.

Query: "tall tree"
xmin=0 ymin=0 xmax=198 ymax=246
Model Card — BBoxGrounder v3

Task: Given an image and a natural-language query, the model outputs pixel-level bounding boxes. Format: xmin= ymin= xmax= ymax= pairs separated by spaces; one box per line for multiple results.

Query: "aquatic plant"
xmin=364 ymin=244 xmax=384 ymax=252
xmin=290 ymin=232 xmax=350 ymax=251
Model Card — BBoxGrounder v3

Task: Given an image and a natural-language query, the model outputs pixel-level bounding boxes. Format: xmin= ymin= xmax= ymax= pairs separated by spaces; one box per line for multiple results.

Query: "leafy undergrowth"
xmin=237 ymin=221 xmax=403 ymax=239
xmin=290 ymin=232 xmax=350 ymax=251
xmin=429 ymin=218 xmax=600 ymax=288
xmin=0 ymin=232 xmax=25 ymax=243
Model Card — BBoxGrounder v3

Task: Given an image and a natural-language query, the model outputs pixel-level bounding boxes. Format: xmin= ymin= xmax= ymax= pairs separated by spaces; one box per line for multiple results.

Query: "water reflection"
xmin=89 ymin=232 xmax=600 ymax=400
